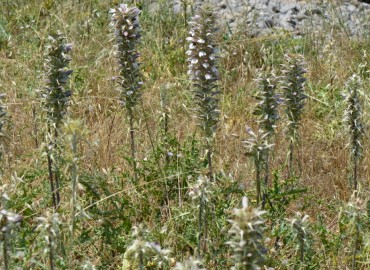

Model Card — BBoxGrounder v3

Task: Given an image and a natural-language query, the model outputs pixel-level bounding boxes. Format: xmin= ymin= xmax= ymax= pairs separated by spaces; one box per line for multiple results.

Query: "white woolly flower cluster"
xmin=110 ymin=4 xmax=142 ymax=109
xmin=343 ymin=74 xmax=364 ymax=159
xmin=186 ymin=6 xmax=220 ymax=139
xmin=227 ymin=197 xmax=267 ymax=270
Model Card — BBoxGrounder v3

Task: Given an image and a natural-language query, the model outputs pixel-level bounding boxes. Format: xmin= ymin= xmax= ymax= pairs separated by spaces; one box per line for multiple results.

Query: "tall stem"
xmin=351 ymin=215 xmax=360 ymax=270
xmin=32 ymin=105 xmax=39 ymax=148
xmin=54 ymin=129 xmax=61 ymax=207
xmin=47 ymin=152 xmax=57 ymax=209
xmin=203 ymin=199 xmax=208 ymax=254
xmin=2 ymin=219 xmax=9 ymax=270
xmin=128 ymin=108 xmax=137 ymax=183
xmin=256 ymin=160 xmax=261 ymax=205
xmin=288 ymin=140 xmax=294 ymax=179
xmin=206 ymin=140 xmax=213 ymax=181
xmin=164 ymin=110 xmax=169 ymax=165
xmin=49 ymin=227 xmax=55 ymax=270
xmin=299 ymin=232 xmax=304 ymax=263
xmin=262 ymin=149 xmax=270 ymax=209
xmin=71 ymin=133 xmax=78 ymax=240
xmin=353 ymin=156 xmax=358 ymax=190
xmin=197 ymin=196 xmax=203 ymax=258
xmin=139 ymin=250 xmax=144 ymax=270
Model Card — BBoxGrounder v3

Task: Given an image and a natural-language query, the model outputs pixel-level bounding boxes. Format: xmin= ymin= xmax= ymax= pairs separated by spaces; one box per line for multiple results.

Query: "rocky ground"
xmin=166 ymin=0 xmax=370 ymax=37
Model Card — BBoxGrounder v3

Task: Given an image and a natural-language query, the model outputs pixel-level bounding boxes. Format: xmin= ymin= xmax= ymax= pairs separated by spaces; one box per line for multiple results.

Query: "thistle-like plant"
xmin=281 ymin=54 xmax=307 ymax=177
xmin=159 ymin=83 xmax=173 ymax=169
xmin=287 ymin=212 xmax=312 ymax=265
xmin=123 ymin=225 xmax=170 ymax=269
xmin=40 ymin=32 xmax=73 ymax=208
xmin=243 ymin=127 xmax=273 ymax=205
xmin=174 ymin=256 xmax=206 ymax=270
xmin=62 ymin=119 xmax=87 ymax=242
xmin=253 ymin=71 xmax=280 ymax=208
xmin=36 ymin=212 xmax=62 ymax=270
xmin=343 ymin=74 xmax=364 ymax=190
xmin=227 ymin=197 xmax=266 ymax=270
xmin=0 ymin=93 xmax=8 ymax=165
xmin=186 ymin=5 xmax=220 ymax=179
xmin=111 ymin=3 xmax=142 ymax=182
xmin=0 ymin=210 xmax=23 ymax=270
xmin=189 ymin=175 xmax=215 ymax=256
xmin=339 ymin=193 xmax=369 ymax=269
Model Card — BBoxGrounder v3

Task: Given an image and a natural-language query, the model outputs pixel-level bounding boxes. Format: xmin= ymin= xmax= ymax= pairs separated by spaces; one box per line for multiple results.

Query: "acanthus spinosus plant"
xmin=227 ymin=196 xmax=267 ymax=270
xmin=0 ymin=93 xmax=8 ymax=163
xmin=189 ymin=175 xmax=215 ymax=256
xmin=280 ymin=54 xmax=307 ymax=178
xmin=243 ymin=126 xmax=273 ymax=205
xmin=253 ymin=70 xmax=280 ymax=208
xmin=122 ymin=225 xmax=170 ymax=269
xmin=110 ymin=3 xmax=142 ymax=182
xmin=40 ymin=32 xmax=73 ymax=209
xmin=343 ymin=74 xmax=364 ymax=190
xmin=186 ymin=5 xmax=220 ymax=179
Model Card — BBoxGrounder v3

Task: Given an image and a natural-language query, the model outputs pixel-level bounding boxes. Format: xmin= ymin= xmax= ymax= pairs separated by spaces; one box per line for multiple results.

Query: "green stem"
xmin=262 ymin=149 xmax=270 ymax=209
xmin=49 ymin=227 xmax=55 ymax=270
xmin=47 ymin=152 xmax=57 ymax=210
xmin=299 ymin=232 xmax=304 ymax=263
xmin=353 ymin=156 xmax=358 ymax=191
xmin=351 ymin=216 xmax=360 ymax=270
xmin=2 ymin=218 xmax=9 ymax=270
xmin=54 ymin=128 xmax=61 ymax=207
xmin=197 ymin=196 xmax=203 ymax=258
xmin=71 ymin=133 xmax=78 ymax=240
xmin=288 ymin=140 xmax=294 ymax=179
xmin=206 ymin=140 xmax=213 ymax=181
xmin=256 ymin=159 xmax=261 ymax=206
xmin=139 ymin=250 xmax=144 ymax=270
xmin=128 ymin=108 xmax=138 ymax=183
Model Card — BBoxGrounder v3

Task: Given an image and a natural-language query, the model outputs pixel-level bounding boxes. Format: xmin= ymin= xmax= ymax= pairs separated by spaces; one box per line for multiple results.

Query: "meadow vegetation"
xmin=0 ymin=0 xmax=369 ymax=269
